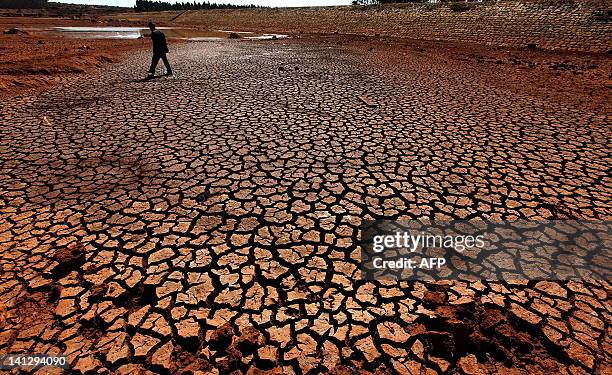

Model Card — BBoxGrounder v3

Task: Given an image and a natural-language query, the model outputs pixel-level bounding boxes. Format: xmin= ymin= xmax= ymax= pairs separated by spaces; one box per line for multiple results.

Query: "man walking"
xmin=146 ymin=22 xmax=172 ymax=79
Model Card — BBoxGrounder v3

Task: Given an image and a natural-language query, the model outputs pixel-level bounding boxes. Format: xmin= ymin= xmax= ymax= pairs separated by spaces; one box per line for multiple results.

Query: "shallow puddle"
xmin=46 ymin=26 xmax=288 ymax=41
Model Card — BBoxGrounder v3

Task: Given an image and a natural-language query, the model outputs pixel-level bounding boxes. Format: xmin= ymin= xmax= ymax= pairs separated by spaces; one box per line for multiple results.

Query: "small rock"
xmin=228 ymin=32 xmax=240 ymax=39
xmin=51 ymin=243 xmax=86 ymax=279
xmin=35 ymin=68 xmax=51 ymax=76
xmin=88 ymin=283 xmax=108 ymax=303
xmin=357 ymin=95 xmax=377 ymax=108
xmin=236 ymin=327 xmax=263 ymax=355
xmin=4 ymin=28 xmax=28 ymax=35
xmin=209 ymin=323 xmax=234 ymax=351
xmin=424 ymin=291 xmax=447 ymax=306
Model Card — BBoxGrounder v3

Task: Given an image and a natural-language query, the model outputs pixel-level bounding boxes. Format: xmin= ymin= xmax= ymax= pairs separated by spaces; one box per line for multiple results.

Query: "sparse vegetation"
xmin=448 ymin=2 xmax=471 ymax=12
xmin=592 ymin=9 xmax=611 ymax=22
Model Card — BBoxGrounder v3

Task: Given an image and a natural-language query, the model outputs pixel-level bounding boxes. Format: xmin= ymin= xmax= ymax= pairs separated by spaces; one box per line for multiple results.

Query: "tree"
xmin=134 ymin=0 xmax=262 ymax=11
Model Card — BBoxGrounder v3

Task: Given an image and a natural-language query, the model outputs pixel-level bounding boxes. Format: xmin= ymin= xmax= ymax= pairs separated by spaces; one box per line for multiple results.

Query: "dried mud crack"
xmin=0 ymin=40 xmax=610 ymax=374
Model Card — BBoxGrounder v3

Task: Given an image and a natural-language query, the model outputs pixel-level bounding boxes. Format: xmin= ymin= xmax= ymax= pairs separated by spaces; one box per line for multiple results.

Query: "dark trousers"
xmin=148 ymin=53 xmax=172 ymax=75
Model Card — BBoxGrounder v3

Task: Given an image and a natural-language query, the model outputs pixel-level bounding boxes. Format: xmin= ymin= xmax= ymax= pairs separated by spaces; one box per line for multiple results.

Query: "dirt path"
xmin=0 ymin=40 xmax=610 ymax=374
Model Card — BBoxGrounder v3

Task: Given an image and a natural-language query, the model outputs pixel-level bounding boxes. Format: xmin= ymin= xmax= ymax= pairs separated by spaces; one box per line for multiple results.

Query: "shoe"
xmin=144 ymin=74 xmax=155 ymax=80
xmin=164 ymin=72 xmax=173 ymax=77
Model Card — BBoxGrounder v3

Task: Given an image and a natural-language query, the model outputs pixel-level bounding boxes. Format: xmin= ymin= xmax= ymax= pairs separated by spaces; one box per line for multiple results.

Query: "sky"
xmin=55 ymin=0 xmax=353 ymax=8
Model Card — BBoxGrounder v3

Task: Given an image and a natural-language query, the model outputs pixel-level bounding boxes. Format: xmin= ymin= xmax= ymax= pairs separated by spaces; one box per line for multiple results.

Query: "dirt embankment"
xmin=115 ymin=1 xmax=612 ymax=53
xmin=0 ymin=17 xmax=146 ymax=98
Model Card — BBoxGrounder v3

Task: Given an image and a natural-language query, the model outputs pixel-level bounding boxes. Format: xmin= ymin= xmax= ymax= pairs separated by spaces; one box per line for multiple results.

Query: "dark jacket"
xmin=151 ymin=29 xmax=169 ymax=55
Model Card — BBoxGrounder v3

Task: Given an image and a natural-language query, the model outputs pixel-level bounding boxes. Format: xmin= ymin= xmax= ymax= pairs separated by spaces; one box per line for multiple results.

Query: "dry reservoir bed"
xmin=0 ymin=39 xmax=610 ymax=374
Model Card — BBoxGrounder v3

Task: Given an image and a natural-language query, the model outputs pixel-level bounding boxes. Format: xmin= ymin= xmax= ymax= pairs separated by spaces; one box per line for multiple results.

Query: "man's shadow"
xmin=135 ymin=75 xmax=165 ymax=83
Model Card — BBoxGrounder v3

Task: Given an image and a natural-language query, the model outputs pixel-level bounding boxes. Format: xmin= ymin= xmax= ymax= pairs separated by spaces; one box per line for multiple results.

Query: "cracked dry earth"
xmin=1 ymin=40 xmax=611 ymax=374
